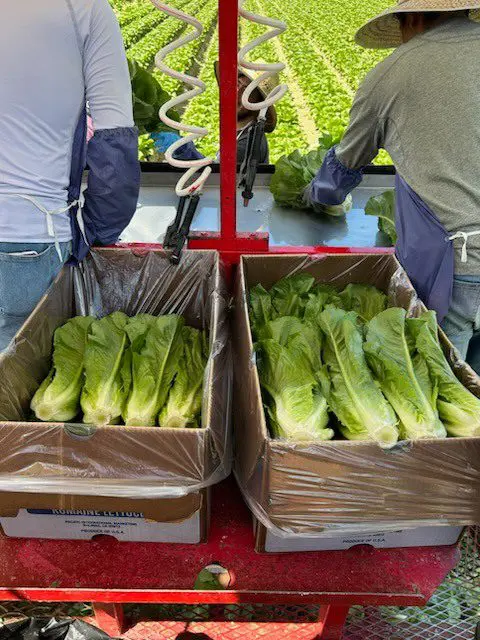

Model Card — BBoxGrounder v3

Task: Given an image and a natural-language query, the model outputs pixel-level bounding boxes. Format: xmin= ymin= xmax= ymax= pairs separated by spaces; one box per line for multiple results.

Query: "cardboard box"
xmin=259 ymin=522 xmax=463 ymax=553
xmin=0 ymin=489 xmax=209 ymax=543
xmin=0 ymin=249 xmax=228 ymax=542
xmin=233 ymin=254 xmax=480 ymax=552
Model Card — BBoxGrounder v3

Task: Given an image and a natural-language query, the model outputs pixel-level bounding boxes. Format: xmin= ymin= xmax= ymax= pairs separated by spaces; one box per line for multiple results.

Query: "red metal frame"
xmin=185 ymin=0 xmax=394 ymax=269
xmin=0 ymin=479 xmax=460 ymax=638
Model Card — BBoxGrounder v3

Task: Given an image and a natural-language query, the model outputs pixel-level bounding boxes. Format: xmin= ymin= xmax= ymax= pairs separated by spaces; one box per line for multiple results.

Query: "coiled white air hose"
xmin=238 ymin=0 xmax=288 ymax=117
xmin=150 ymin=1 xmax=213 ymax=197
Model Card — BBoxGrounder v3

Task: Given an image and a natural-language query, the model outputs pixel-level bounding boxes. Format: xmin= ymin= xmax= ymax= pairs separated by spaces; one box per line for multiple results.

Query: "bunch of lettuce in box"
xmin=31 ymin=312 xmax=208 ymax=428
xmin=269 ymin=133 xmax=353 ymax=217
xmin=250 ymin=274 xmax=480 ymax=446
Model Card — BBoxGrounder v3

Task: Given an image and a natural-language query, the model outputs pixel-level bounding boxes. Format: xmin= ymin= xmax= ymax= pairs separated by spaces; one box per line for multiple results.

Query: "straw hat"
xmin=355 ymin=0 xmax=480 ymax=49
xmin=213 ymin=62 xmax=277 ymax=133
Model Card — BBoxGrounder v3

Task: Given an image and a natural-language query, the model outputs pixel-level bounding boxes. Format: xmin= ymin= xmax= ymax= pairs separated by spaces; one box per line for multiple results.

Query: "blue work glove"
xmin=302 ymin=180 xmax=353 ymax=217
xmin=150 ymin=131 xmax=181 ymax=153
xmin=150 ymin=132 xmax=205 ymax=161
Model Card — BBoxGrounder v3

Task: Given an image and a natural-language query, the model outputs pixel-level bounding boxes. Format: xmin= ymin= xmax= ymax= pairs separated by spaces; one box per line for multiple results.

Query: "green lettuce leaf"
xmin=128 ymin=59 xmax=179 ymax=134
xmin=365 ymin=190 xmax=397 ymax=245
xmin=257 ymin=316 xmax=332 ymax=441
xmin=249 ymin=284 xmax=273 ymax=338
xmin=270 ymin=273 xmax=316 ymax=318
xmin=159 ymin=327 xmax=208 ymax=429
xmin=364 ymin=308 xmax=446 ymax=440
xmin=125 ymin=314 xmax=157 ymax=351
xmin=123 ymin=315 xmax=184 ymax=426
xmin=410 ymin=312 xmax=480 ymax=437
xmin=31 ymin=316 xmax=95 ymax=422
xmin=261 ymin=316 xmax=323 ymax=374
xmin=339 ymin=284 xmax=388 ymax=323
xmin=80 ymin=312 xmax=131 ymax=426
xmin=319 ymin=307 xmax=398 ymax=446
xmin=304 ymin=284 xmax=342 ymax=324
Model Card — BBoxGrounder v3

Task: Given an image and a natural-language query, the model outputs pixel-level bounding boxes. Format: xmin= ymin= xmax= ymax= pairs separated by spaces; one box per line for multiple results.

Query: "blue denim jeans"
xmin=441 ymin=275 xmax=480 ymax=375
xmin=0 ymin=242 xmax=71 ymax=352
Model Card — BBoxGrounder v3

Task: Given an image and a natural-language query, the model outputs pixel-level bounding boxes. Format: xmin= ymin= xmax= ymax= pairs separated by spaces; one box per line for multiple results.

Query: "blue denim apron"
xmin=395 ymin=174 xmax=455 ymax=321
xmin=395 ymin=174 xmax=480 ymax=322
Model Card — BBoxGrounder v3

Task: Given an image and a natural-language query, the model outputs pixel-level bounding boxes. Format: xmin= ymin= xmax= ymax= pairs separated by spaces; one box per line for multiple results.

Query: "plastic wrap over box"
xmin=0 ymin=249 xmax=231 ymax=540
xmin=233 ymin=253 xmax=480 ymax=550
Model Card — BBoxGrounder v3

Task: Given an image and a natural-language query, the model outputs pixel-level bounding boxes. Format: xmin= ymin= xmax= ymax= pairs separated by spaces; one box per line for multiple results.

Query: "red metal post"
xmin=218 ymin=0 xmax=238 ymax=241
xmin=93 ymin=602 xmax=125 ymax=637
xmin=319 ymin=605 xmax=351 ymax=640
xmin=187 ymin=0 xmax=269 ymax=256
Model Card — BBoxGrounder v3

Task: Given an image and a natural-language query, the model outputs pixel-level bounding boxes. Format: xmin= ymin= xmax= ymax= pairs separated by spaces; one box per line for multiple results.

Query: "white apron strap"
xmin=16 ymin=195 xmax=81 ymax=261
xmin=75 ymin=194 xmax=88 ymax=248
xmin=448 ymin=230 xmax=480 ymax=264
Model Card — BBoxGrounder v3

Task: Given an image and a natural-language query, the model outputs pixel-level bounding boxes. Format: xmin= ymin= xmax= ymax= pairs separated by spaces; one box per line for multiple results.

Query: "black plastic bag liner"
xmin=0 ymin=618 xmax=114 ymax=640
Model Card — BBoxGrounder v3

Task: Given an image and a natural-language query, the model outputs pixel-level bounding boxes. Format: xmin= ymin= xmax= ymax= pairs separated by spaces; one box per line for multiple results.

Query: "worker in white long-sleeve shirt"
xmin=0 ymin=0 xmax=140 ymax=351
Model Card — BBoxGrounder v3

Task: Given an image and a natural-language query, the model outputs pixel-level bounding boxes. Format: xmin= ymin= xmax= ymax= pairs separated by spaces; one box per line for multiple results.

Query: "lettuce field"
xmin=110 ymin=0 xmax=392 ymax=162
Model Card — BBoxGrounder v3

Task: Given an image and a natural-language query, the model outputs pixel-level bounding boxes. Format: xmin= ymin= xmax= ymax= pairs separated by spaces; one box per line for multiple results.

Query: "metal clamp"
xmin=238 ymin=116 xmax=266 ymax=207
xmin=164 ymin=194 xmax=200 ymax=264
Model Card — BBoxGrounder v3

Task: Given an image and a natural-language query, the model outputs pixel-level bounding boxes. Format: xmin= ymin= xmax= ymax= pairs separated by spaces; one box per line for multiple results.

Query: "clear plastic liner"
xmin=0 ymin=248 xmax=232 ymax=498
xmin=233 ymin=253 xmax=480 ymax=537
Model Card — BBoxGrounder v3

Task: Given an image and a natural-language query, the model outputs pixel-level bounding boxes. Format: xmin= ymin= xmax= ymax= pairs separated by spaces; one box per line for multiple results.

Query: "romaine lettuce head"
xmin=270 ymin=148 xmax=326 ymax=210
xmin=123 ymin=315 xmax=184 ymax=426
xmin=258 ymin=337 xmax=333 ymax=442
xmin=364 ymin=308 xmax=446 ymax=440
xmin=410 ymin=312 xmax=480 ymax=437
xmin=128 ymin=59 xmax=179 ymax=133
xmin=270 ymin=140 xmax=352 ymax=217
xmin=31 ymin=316 xmax=95 ymax=422
xmin=159 ymin=327 xmax=208 ymax=429
xmin=319 ymin=307 xmax=398 ymax=446
xmin=338 ymin=284 xmax=388 ymax=323
xmin=80 ymin=312 xmax=131 ymax=426
xmin=365 ymin=190 xmax=397 ymax=245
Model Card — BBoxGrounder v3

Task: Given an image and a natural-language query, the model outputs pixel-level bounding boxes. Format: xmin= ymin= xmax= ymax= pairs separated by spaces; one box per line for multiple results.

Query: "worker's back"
xmin=0 ymin=0 xmax=132 ymax=243
xmin=370 ymin=17 xmax=480 ymax=271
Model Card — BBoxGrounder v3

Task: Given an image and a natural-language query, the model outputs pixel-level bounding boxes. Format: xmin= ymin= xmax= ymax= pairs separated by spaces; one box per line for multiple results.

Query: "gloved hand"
xmin=150 ymin=131 xmax=181 ymax=153
xmin=150 ymin=132 xmax=205 ymax=161
xmin=302 ymin=181 xmax=353 ymax=216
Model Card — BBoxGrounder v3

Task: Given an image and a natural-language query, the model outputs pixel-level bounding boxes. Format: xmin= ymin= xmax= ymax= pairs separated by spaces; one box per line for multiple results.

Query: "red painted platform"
xmin=0 ymin=476 xmax=460 ymax=604
xmin=0 ymin=476 xmax=461 ymax=640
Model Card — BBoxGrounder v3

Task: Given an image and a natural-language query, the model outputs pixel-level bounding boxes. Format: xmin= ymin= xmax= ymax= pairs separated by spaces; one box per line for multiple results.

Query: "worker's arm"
xmin=152 ymin=132 xmax=206 ymax=161
xmin=82 ymin=0 xmax=140 ymax=246
xmin=305 ymin=74 xmax=383 ymax=206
